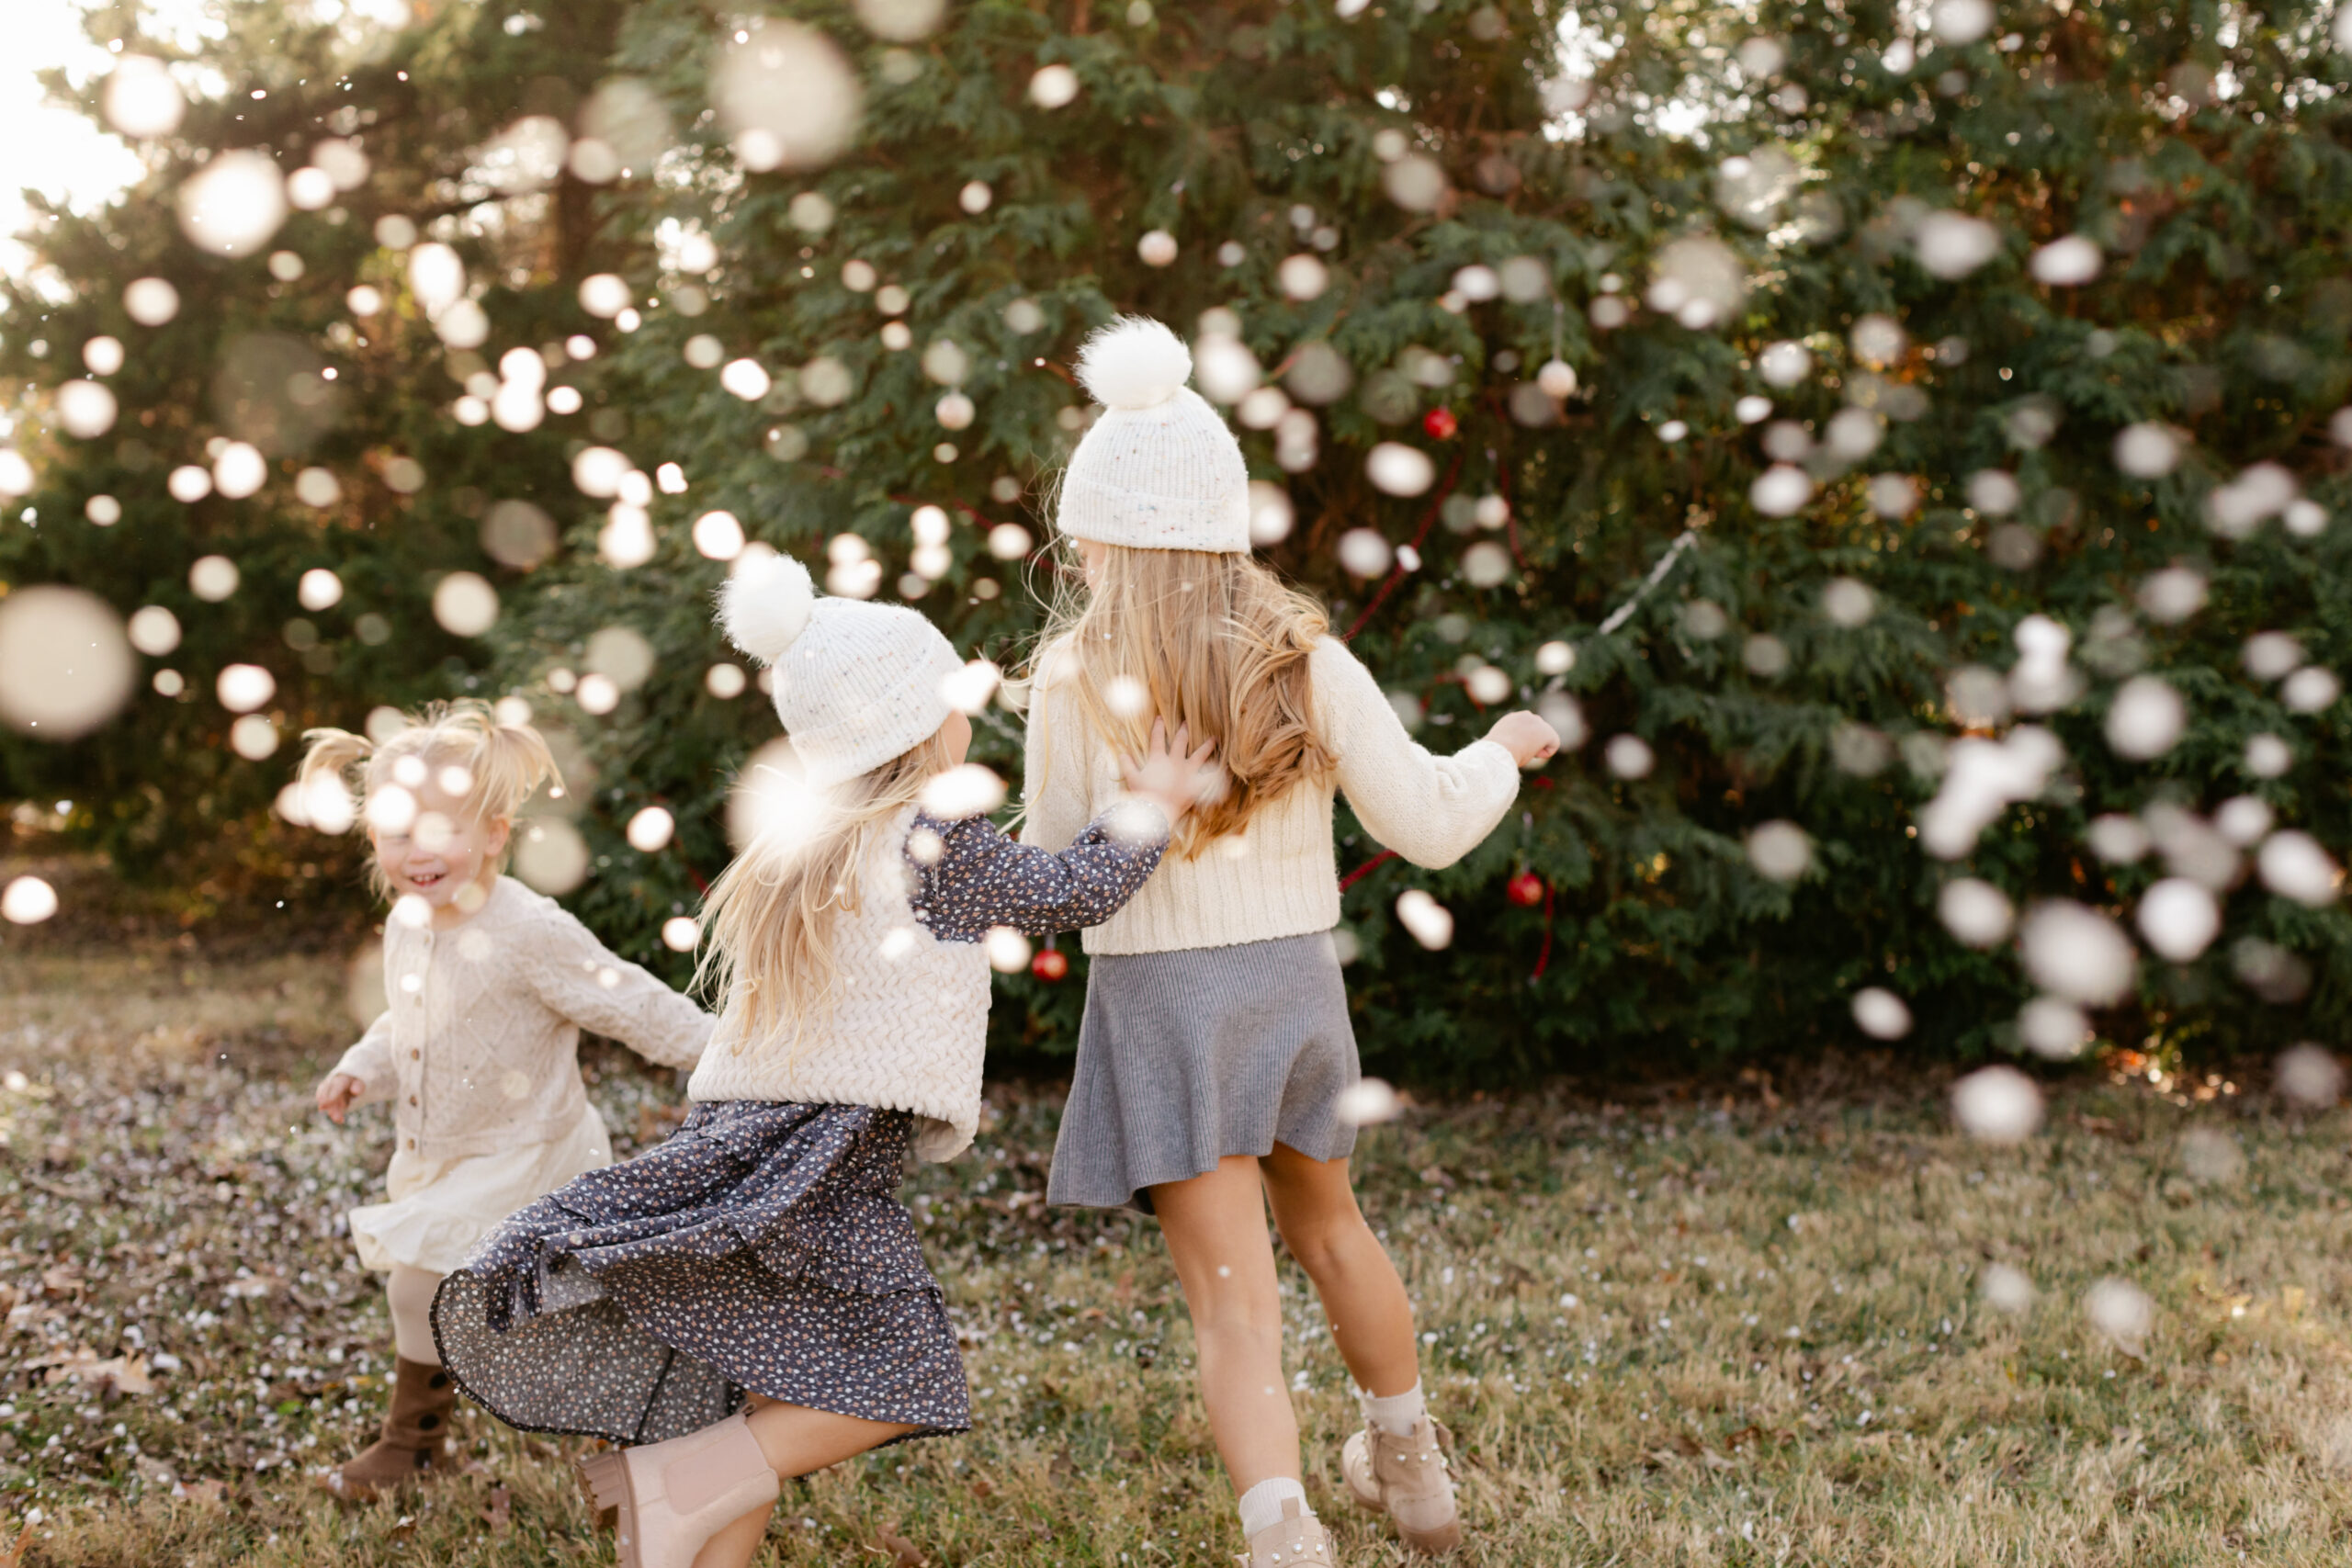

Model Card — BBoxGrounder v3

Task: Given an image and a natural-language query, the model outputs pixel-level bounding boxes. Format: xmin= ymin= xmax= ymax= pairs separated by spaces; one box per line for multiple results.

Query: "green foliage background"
xmin=6 ymin=0 xmax=2352 ymax=1081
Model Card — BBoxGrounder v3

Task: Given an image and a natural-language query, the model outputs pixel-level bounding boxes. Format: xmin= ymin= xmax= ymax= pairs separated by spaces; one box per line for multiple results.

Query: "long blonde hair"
xmin=695 ymin=728 xmax=959 ymax=1055
xmin=297 ymin=699 xmax=558 ymax=898
xmin=1033 ymin=543 xmax=1333 ymax=857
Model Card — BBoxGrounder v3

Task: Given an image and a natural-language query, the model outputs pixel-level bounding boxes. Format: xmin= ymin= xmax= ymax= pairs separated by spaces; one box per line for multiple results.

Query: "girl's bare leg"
xmin=1148 ymin=1155 xmax=1301 ymax=1490
xmin=1260 ymin=1142 xmax=1420 ymax=1398
xmin=688 ymin=1397 xmax=919 ymax=1568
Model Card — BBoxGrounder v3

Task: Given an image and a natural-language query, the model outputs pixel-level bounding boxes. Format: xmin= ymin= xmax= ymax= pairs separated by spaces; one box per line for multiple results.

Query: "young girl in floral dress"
xmin=432 ymin=553 xmax=1211 ymax=1568
xmin=1023 ymin=318 xmax=1559 ymax=1565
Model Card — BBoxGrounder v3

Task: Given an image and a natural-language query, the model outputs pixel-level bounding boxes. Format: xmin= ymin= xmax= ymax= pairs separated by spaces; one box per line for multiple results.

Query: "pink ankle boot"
xmin=576 ymin=1412 xmax=780 ymax=1568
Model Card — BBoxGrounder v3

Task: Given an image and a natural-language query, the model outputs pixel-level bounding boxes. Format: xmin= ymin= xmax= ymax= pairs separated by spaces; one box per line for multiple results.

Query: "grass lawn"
xmin=3 ymin=931 xmax=2350 ymax=1566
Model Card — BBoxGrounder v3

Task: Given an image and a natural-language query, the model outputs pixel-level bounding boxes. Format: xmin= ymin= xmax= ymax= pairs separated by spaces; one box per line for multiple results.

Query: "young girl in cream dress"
xmin=300 ymin=701 xmax=713 ymax=1497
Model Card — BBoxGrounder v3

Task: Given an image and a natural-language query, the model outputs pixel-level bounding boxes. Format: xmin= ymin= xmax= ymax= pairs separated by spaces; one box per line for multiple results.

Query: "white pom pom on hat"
xmin=718 ymin=550 xmax=815 ymax=665
xmin=1058 ymin=313 xmax=1252 ymax=553
xmin=1076 ymin=315 xmax=1194 ymax=412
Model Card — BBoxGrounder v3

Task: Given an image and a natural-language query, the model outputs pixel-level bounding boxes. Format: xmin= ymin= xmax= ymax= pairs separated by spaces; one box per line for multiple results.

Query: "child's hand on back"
xmin=1486 ymin=711 xmax=1562 ymax=768
xmin=316 ymin=1071 xmax=365 ymax=1125
xmin=1119 ymin=719 xmax=1219 ymax=824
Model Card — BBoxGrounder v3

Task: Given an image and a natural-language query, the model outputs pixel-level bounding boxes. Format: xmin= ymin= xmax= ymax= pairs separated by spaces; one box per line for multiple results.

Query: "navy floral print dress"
xmin=431 ymin=808 xmax=1162 ymax=1446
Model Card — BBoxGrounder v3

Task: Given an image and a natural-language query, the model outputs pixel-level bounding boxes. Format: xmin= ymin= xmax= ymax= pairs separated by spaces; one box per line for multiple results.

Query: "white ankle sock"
xmin=1237 ymin=1476 xmax=1312 ymax=1538
xmin=1362 ymin=1380 xmax=1426 ymax=1438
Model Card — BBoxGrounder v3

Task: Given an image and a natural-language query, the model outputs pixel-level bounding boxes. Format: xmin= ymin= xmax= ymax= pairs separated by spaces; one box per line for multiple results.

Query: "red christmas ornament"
xmin=1422 ymin=406 xmax=1459 ymax=440
xmin=1032 ymin=949 xmax=1069 ymax=982
xmin=1507 ymin=872 xmax=1545 ymax=908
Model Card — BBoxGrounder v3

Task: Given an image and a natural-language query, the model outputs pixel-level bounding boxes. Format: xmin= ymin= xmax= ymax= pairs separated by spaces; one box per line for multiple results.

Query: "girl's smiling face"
xmin=369 ymin=776 xmax=509 ymax=923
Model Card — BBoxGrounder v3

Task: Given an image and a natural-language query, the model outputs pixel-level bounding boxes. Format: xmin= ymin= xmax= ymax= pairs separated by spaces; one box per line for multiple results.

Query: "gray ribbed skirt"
xmin=1047 ymin=931 xmax=1359 ymax=1215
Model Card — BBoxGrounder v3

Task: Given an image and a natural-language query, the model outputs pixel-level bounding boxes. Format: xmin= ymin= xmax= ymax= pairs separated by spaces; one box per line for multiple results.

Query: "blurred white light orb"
xmin=230 ymin=713 xmax=279 ymax=760
xmin=189 ymin=555 xmax=240 ymax=602
xmin=1981 ymin=1262 xmax=2036 ymax=1314
xmin=1939 ymin=878 xmax=2017 ymax=948
xmin=935 ymin=391 xmax=976 ymax=431
xmin=720 ymin=358 xmax=772 ymax=400
xmin=298 ymin=569 xmax=344 ymax=612
xmin=1462 ymin=541 xmax=1512 ymax=589
xmin=1746 ymin=820 xmax=1812 ymax=883
xmin=717 ymin=17 xmax=863 ymax=169
xmin=1751 ymin=464 xmax=1813 ymax=517
xmin=55 ymin=380 xmax=118 ymax=439
xmin=432 ymin=572 xmax=500 ymax=637
xmin=126 ymin=605 xmax=181 ymax=657
xmin=2137 ymin=878 xmax=2219 ymax=962
xmin=1536 ymin=359 xmax=1578 ymax=399
xmin=2277 ymin=1043 xmax=2345 ymax=1110
xmin=175 ymin=150 xmax=288 ymax=257
xmin=984 ymin=926 xmax=1032 ymax=973
xmin=287 ymin=166 xmax=335 ymax=209
xmin=694 ymin=511 xmax=746 ymax=560
xmin=2084 ymin=1278 xmax=2153 ymax=1354
xmin=1604 ymin=734 xmax=1655 ymax=779
xmin=215 ymin=663 xmax=276 ymax=715
xmin=2019 ymin=901 xmax=2136 ymax=1006
xmin=3 ymin=874 xmax=61 ymax=924
xmin=626 ymin=806 xmax=675 ymax=852
xmin=662 ymin=916 xmax=701 ymax=952
xmin=2258 ymin=830 xmax=2339 ymax=907
xmin=1248 ymin=480 xmax=1295 ymax=547
xmin=572 ymin=446 xmax=631 ymax=498
xmin=1850 ymin=987 xmax=1912 ymax=1040
xmin=958 ymin=181 xmax=992 ymax=215
xmin=212 ymin=442 xmax=267 ymax=499
xmin=1336 ymin=528 xmax=1394 ymax=579
xmin=167 ymin=465 xmax=212 ymax=503
xmin=2242 ymin=631 xmax=2302 ymax=681
xmin=2283 ymin=666 xmax=2341 ymax=714
xmin=579 ymin=274 xmax=631 ymax=318
xmin=514 ymin=818 xmax=590 ymax=894
xmin=1821 ymin=577 xmax=1876 ymax=627
xmin=940 ymin=660 xmax=1002 ymax=716
xmin=0 ymin=588 xmax=137 ymax=740
xmin=1395 ymin=888 xmax=1454 ymax=950
xmin=1278 ymin=254 xmax=1330 ymax=302
xmin=2018 ymin=996 xmax=2092 ymax=1060
xmin=986 ymin=522 xmax=1033 ymax=560
xmin=2030 ymin=235 xmax=2102 ymax=286
xmin=2105 ymin=676 xmax=2185 ymax=760
xmin=1194 ymin=334 xmax=1262 ymax=404
xmin=1951 ymin=1066 xmax=2042 ymax=1145
xmin=706 ymin=662 xmax=747 ymax=699
xmin=104 ymin=55 xmax=185 ymax=138
xmin=1914 ymin=211 xmax=2000 ymax=279
xmin=1028 ymin=63 xmax=1080 ymax=108
xmin=2114 ymin=423 xmax=2180 ymax=479
xmin=123 ymin=276 xmax=180 ymax=326
xmin=576 ymin=672 xmax=621 ymax=715
xmin=2085 ymin=814 xmax=2150 ymax=863
xmin=1758 ymin=340 xmax=1812 ymax=388
xmin=1931 ymin=0 xmax=1996 ymax=43
xmin=1535 ymin=641 xmax=1575 ymax=676
xmin=2136 ymin=566 xmax=2206 ymax=624
xmin=296 ymin=468 xmax=342 ymax=508
xmin=1137 ymin=230 xmax=1178 ymax=267
xmin=2214 ymin=795 xmax=2274 ymax=846
xmin=1334 ymin=1077 xmax=1405 ymax=1126
xmin=922 ymin=763 xmax=1008 ymax=820
xmin=2245 ymin=732 xmax=2291 ymax=778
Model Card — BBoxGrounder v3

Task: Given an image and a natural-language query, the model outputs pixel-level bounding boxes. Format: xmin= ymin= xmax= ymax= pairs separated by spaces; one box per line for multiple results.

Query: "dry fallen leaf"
xmin=873 ymin=1522 xmax=926 ymax=1567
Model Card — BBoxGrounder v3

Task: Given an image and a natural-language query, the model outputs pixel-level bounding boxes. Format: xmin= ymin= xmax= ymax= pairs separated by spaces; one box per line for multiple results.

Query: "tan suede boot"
xmin=1242 ymin=1497 xmax=1337 ymax=1568
xmin=575 ymin=1412 xmax=781 ymax=1568
xmin=1341 ymin=1415 xmax=1461 ymax=1553
xmin=321 ymin=1357 xmax=457 ymax=1501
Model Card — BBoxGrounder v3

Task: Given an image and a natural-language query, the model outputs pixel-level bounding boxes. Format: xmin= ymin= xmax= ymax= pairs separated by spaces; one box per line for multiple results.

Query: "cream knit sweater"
xmin=1023 ymin=636 xmax=1522 ymax=954
xmin=333 ymin=877 xmax=712 ymax=1164
xmin=686 ymin=803 xmax=1168 ymax=1160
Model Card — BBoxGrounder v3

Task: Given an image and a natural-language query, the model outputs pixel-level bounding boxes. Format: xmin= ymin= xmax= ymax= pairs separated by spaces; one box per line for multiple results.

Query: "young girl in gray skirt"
xmin=432 ymin=551 xmax=1211 ymax=1568
xmin=1023 ymin=318 xmax=1561 ymax=1567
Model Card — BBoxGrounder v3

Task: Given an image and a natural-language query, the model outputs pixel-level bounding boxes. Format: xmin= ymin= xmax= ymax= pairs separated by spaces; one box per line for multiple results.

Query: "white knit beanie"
xmin=717 ymin=552 xmax=964 ymax=790
xmin=1057 ymin=316 xmax=1252 ymax=554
